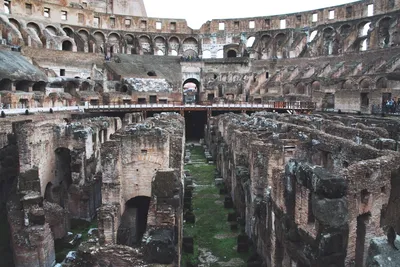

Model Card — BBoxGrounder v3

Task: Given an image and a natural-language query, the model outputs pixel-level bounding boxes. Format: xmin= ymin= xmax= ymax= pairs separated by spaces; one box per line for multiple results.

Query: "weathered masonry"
xmin=205 ymin=112 xmax=400 ymax=267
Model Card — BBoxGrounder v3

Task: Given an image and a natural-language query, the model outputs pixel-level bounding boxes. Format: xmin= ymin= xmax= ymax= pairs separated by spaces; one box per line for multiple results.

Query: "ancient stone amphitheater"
xmin=1 ymin=0 xmax=400 ymax=266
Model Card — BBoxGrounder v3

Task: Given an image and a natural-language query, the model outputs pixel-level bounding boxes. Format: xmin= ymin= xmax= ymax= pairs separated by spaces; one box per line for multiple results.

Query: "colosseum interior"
xmin=1 ymin=0 xmax=400 ymax=266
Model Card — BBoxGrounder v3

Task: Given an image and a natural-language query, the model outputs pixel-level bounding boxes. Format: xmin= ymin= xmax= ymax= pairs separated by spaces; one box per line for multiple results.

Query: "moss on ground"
xmin=55 ymin=219 xmax=98 ymax=263
xmin=182 ymin=145 xmax=252 ymax=267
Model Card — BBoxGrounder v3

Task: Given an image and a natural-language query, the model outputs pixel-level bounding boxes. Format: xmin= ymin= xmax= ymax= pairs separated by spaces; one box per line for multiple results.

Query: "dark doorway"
xmin=184 ymin=111 xmax=207 ymax=140
xmin=117 ymin=196 xmax=151 ymax=247
xmin=62 ymin=40 xmax=73 ymax=51
xmin=54 ymin=147 xmax=72 ymax=208
xmin=227 ymin=50 xmax=237 ymax=57
xmin=207 ymin=93 xmax=215 ymax=101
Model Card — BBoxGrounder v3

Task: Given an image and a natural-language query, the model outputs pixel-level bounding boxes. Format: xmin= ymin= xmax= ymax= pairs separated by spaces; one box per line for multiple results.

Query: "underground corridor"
xmin=117 ymin=196 xmax=151 ymax=247
xmin=184 ymin=111 xmax=208 ymax=140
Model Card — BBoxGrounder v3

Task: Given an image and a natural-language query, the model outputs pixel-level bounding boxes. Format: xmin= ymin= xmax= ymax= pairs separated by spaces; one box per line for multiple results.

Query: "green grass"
xmin=182 ymin=146 xmax=252 ymax=267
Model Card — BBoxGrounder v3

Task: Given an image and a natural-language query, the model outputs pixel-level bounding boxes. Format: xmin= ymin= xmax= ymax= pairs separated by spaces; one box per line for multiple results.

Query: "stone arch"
xmin=323 ymin=27 xmax=336 ymax=55
xmin=123 ymin=159 xmax=163 ymax=201
xmin=296 ymin=82 xmax=306 ymax=94
xmin=260 ymin=34 xmax=272 ymax=59
xmin=342 ymin=79 xmax=355 ymax=90
xmin=311 ymin=81 xmax=321 ymax=91
xmin=45 ymin=25 xmax=57 ymax=36
xmin=339 ymin=24 xmax=352 ymax=37
xmin=125 ymin=34 xmax=135 ymax=45
xmin=376 ymin=77 xmax=388 ymax=88
xmin=65 ymin=81 xmax=79 ymax=95
xmin=168 ymin=36 xmax=180 ymax=55
xmin=108 ymin=32 xmax=121 ymax=54
xmin=275 ymin=33 xmax=287 ymax=59
xmin=117 ymin=196 xmax=151 ymax=246
xmin=62 ymin=40 xmax=73 ymax=51
xmin=63 ymin=27 xmax=74 ymax=37
xmin=27 ymin=22 xmax=42 ymax=37
xmin=358 ymin=21 xmax=371 ymax=37
xmin=0 ymin=78 xmax=12 ymax=91
xmin=183 ymin=78 xmax=200 ymax=104
xmin=33 ymin=81 xmax=46 ymax=92
xmin=93 ymin=31 xmax=106 ymax=42
xmin=15 ymin=80 xmax=30 ymax=92
xmin=78 ymin=29 xmax=90 ymax=41
xmin=154 ymin=36 xmax=166 ymax=56
xmin=81 ymin=81 xmax=91 ymax=91
xmin=182 ymin=37 xmax=198 ymax=56
xmin=9 ymin=18 xmax=21 ymax=31
xmin=93 ymin=31 xmax=106 ymax=53
xmin=139 ymin=35 xmax=152 ymax=55
xmin=108 ymin=32 xmax=121 ymax=41
xmin=309 ymin=30 xmax=318 ymax=42
xmin=44 ymin=182 xmax=54 ymax=202
xmin=378 ymin=17 xmax=392 ymax=47
xmin=359 ymin=78 xmax=371 ymax=89
xmin=227 ymin=49 xmax=237 ymax=58
xmin=246 ymin=36 xmax=256 ymax=47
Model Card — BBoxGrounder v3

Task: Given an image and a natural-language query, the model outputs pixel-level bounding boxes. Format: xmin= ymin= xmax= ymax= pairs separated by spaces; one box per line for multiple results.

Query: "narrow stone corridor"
xmin=182 ymin=142 xmax=254 ymax=267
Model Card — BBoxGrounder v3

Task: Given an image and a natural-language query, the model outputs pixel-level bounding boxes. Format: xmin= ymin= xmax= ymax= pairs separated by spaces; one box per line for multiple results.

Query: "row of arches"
xmin=279 ymin=76 xmax=389 ymax=95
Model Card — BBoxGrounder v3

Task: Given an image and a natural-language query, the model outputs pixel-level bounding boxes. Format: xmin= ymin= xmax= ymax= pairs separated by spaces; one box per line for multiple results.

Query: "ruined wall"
xmin=206 ymin=112 xmax=400 ymax=267
xmin=96 ymin=112 xmax=184 ymax=266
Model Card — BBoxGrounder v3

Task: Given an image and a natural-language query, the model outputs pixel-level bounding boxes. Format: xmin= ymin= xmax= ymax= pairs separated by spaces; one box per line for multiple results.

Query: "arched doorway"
xmin=227 ymin=50 xmax=237 ymax=58
xmin=62 ymin=40 xmax=73 ymax=51
xmin=183 ymin=78 xmax=200 ymax=104
xmin=117 ymin=196 xmax=151 ymax=247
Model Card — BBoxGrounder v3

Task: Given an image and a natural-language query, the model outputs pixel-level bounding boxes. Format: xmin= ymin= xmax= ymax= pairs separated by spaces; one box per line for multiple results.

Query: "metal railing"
xmin=85 ymin=101 xmax=316 ymax=110
xmin=0 ymin=101 xmax=316 ymax=116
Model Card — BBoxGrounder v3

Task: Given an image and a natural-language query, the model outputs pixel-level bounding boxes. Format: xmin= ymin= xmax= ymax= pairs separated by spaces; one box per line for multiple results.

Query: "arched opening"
xmin=54 ymin=147 xmax=72 ymax=208
xmin=33 ymin=81 xmax=46 ymax=92
xmin=81 ymin=81 xmax=90 ymax=91
xmin=121 ymin=85 xmax=128 ymax=93
xmin=170 ymin=49 xmax=178 ymax=56
xmin=139 ymin=35 xmax=152 ymax=55
xmin=309 ymin=30 xmax=318 ymax=42
xmin=9 ymin=18 xmax=21 ymax=31
xmin=62 ymin=40 xmax=73 ymax=51
xmin=27 ymin=22 xmax=41 ymax=36
xmin=0 ymin=79 xmax=12 ymax=91
xmin=16 ymin=80 xmax=30 ymax=92
xmin=156 ymin=50 xmax=164 ymax=56
xmin=227 ymin=50 xmax=237 ymax=58
xmin=125 ymin=34 xmax=134 ymax=45
xmin=63 ymin=27 xmax=74 ymax=37
xmin=246 ymin=36 xmax=256 ymax=47
xmin=182 ymin=37 xmax=198 ymax=57
xmin=78 ymin=30 xmax=89 ymax=41
xmin=183 ymin=78 xmax=200 ymax=104
xmin=376 ymin=77 xmax=388 ymax=88
xmin=296 ymin=83 xmax=306 ymax=94
xmin=359 ymin=22 xmax=371 ymax=37
xmin=44 ymin=182 xmax=54 ymax=202
xmin=117 ymin=196 xmax=151 ymax=247
xmin=378 ymin=17 xmax=391 ymax=47
xmin=65 ymin=81 xmax=78 ymax=95
xmin=45 ymin=26 xmax=57 ymax=36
